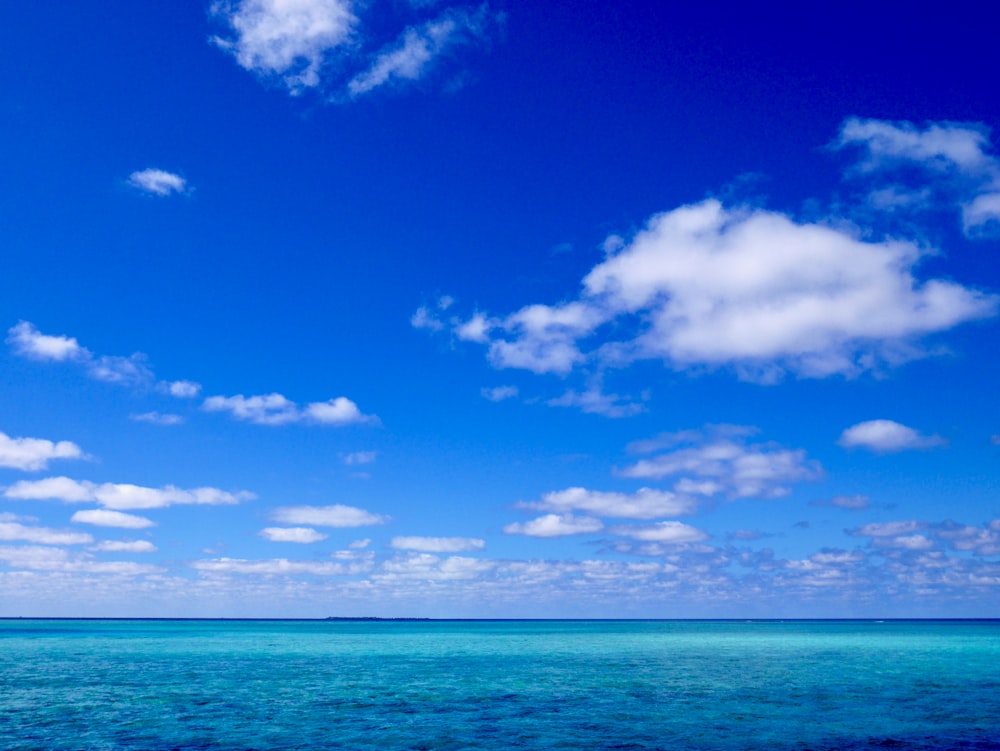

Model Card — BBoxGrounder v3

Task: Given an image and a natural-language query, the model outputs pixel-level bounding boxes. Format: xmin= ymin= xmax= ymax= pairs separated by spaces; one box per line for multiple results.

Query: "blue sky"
xmin=1 ymin=0 xmax=998 ymax=617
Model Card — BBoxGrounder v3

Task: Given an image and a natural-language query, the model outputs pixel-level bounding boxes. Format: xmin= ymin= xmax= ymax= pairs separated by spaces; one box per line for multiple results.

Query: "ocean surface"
xmin=1 ymin=619 xmax=998 ymax=750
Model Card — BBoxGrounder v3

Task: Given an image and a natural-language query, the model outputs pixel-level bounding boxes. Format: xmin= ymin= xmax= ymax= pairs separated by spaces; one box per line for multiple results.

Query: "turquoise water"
xmin=1 ymin=620 xmax=998 ymax=750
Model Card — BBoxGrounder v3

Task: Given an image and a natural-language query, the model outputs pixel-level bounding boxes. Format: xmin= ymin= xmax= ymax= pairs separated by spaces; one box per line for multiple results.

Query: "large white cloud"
xmin=271 ymin=504 xmax=388 ymax=527
xmin=203 ymin=393 xmax=378 ymax=426
xmin=838 ymin=419 xmax=944 ymax=453
xmin=503 ymin=513 xmax=604 ymax=538
xmin=0 ymin=522 xmax=93 ymax=546
xmin=4 ymin=476 xmax=255 ymax=510
xmin=6 ymin=321 xmax=84 ymax=361
xmin=0 ymin=430 xmax=83 ymax=471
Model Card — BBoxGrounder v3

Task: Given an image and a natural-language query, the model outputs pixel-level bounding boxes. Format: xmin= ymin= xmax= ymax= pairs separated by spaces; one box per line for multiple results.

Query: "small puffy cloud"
xmin=481 ymin=385 xmax=518 ymax=402
xmin=618 ymin=426 xmax=821 ymax=500
xmin=0 ymin=522 xmax=93 ymax=546
xmin=259 ymin=527 xmax=328 ymax=543
xmin=838 ymin=419 xmax=945 ymax=453
xmin=520 ymin=487 xmax=696 ymax=520
xmin=164 ymin=380 xmax=202 ymax=398
xmin=90 ymin=540 xmax=157 ymax=553
xmin=4 ymin=476 xmax=255 ymax=510
xmin=343 ymin=451 xmax=376 ymax=465
xmin=130 ymin=412 xmax=184 ymax=426
xmin=347 ymin=7 xmax=492 ymax=97
xmin=6 ymin=321 xmax=84 ymax=361
xmin=193 ymin=557 xmax=348 ymax=575
xmin=390 ymin=536 xmax=485 ymax=553
xmin=456 ymin=313 xmax=494 ymax=343
xmin=71 ymin=509 xmax=156 ymax=529
xmin=210 ymin=0 xmax=357 ymax=93
xmin=503 ymin=513 xmax=604 ymax=537
xmin=610 ymin=521 xmax=708 ymax=544
xmin=411 ymin=305 xmax=445 ymax=332
xmin=0 ymin=430 xmax=84 ymax=471
xmin=271 ymin=504 xmax=388 ymax=527
xmin=127 ymin=169 xmax=187 ymax=196
xmin=963 ymin=192 xmax=1000 ymax=232
xmin=203 ymin=393 xmax=378 ymax=426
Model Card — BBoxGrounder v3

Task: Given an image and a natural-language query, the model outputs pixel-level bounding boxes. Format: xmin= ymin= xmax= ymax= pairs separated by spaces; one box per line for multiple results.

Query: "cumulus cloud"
xmin=618 ymin=426 xmax=821 ymax=500
xmin=71 ymin=509 xmax=156 ymax=529
xmin=0 ymin=522 xmax=93 ymax=546
xmin=129 ymin=412 xmax=184 ymax=426
xmin=503 ymin=513 xmax=604 ymax=537
xmin=390 ymin=536 xmax=485 ymax=553
xmin=6 ymin=321 xmax=84 ymax=361
xmin=90 ymin=540 xmax=157 ymax=553
xmin=4 ymin=476 xmax=255 ymax=510
xmin=271 ymin=504 xmax=388 ymax=527
xmin=0 ymin=430 xmax=84 ymax=471
xmin=259 ymin=527 xmax=328 ymax=543
xmin=838 ymin=419 xmax=945 ymax=453
xmin=347 ymin=7 xmax=491 ymax=97
xmin=164 ymin=380 xmax=202 ymax=398
xmin=127 ymin=169 xmax=188 ymax=196
xmin=520 ymin=486 xmax=696 ymax=520
xmin=609 ymin=521 xmax=708 ymax=544
xmin=203 ymin=393 xmax=378 ymax=426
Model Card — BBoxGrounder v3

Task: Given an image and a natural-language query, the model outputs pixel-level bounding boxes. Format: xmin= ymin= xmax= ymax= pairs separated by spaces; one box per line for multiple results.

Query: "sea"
xmin=1 ymin=619 xmax=998 ymax=750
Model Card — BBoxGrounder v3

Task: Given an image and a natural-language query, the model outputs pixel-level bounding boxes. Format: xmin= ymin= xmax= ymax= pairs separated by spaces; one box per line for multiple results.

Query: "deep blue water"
xmin=1 ymin=619 xmax=998 ymax=750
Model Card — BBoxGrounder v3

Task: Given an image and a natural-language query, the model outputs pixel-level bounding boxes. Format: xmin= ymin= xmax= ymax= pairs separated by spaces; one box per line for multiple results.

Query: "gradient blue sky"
xmin=1 ymin=0 xmax=998 ymax=617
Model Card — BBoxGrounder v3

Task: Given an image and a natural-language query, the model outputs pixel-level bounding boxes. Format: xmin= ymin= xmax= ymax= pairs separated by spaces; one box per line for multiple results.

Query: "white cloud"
xmin=71 ymin=509 xmax=156 ymax=529
xmin=520 ymin=487 xmax=696 ymax=520
xmin=547 ymin=384 xmax=645 ymax=418
xmin=90 ymin=540 xmax=157 ymax=553
xmin=127 ymin=168 xmax=187 ymax=196
xmin=164 ymin=380 xmax=202 ymax=398
xmin=610 ymin=521 xmax=708 ymax=544
xmin=0 ymin=522 xmax=93 ymax=546
xmin=377 ymin=553 xmax=494 ymax=581
xmin=4 ymin=476 xmax=255 ymax=510
xmin=130 ymin=412 xmax=184 ymax=426
xmin=836 ymin=118 xmax=994 ymax=173
xmin=503 ymin=513 xmax=604 ymax=537
xmin=210 ymin=0 xmax=357 ymax=93
xmin=271 ymin=504 xmax=388 ymax=527
xmin=435 ymin=196 xmax=996 ymax=382
xmin=192 ymin=557 xmax=348 ymax=575
xmin=456 ymin=313 xmax=493 ymax=343
xmin=0 ymin=545 xmax=161 ymax=574
xmin=390 ymin=536 xmax=485 ymax=553
xmin=347 ymin=7 xmax=490 ymax=97
xmin=963 ymin=192 xmax=1000 ymax=232
xmin=618 ymin=426 xmax=821 ymax=500
xmin=348 ymin=538 xmax=370 ymax=549
xmin=343 ymin=451 xmax=376 ymax=465
xmin=852 ymin=520 xmax=924 ymax=537
xmin=481 ymin=385 xmax=518 ymax=402
xmin=6 ymin=321 xmax=84 ymax=361
xmin=838 ymin=419 xmax=945 ymax=453
xmin=0 ymin=430 xmax=84 ymax=471
xmin=203 ymin=392 xmax=378 ymax=426
xmin=259 ymin=527 xmax=328 ymax=543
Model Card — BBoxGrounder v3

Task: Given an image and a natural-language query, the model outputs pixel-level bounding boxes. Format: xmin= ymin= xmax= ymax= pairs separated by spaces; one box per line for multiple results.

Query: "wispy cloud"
xmin=343 ymin=451 xmax=376 ymax=465
xmin=203 ymin=393 xmax=379 ymax=426
xmin=271 ymin=504 xmax=388 ymax=527
xmin=838 ymin=419 xmax=945 ymax=453
xmin=609 ymin=521 xmax=708 ymax=544
xmin=127 ymin=168 xmax=188 ymax=196
xmin=0 ymin=430 xmax=84 ymax=471
xmin=0 ymin=521 xmax=93 ymax=546
xmin=519 ymin=487 xmax=696 ymax=520
xmin=481 ymin=385 xmax=518 ymax=402
xmin=71 ymin=509 xmax=156 ymax=529
xmin=211 ymin=0 xmax=499 ymax=99
xmin=130 ymin=412 xmax=185 ymax=426
xmin=259 ymin=527 xmax=328 ymax=543
xmin=5 ymin=476 xmax=255 ymax=510
xmin=390 ymin=536 xmax=485 ymax=553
